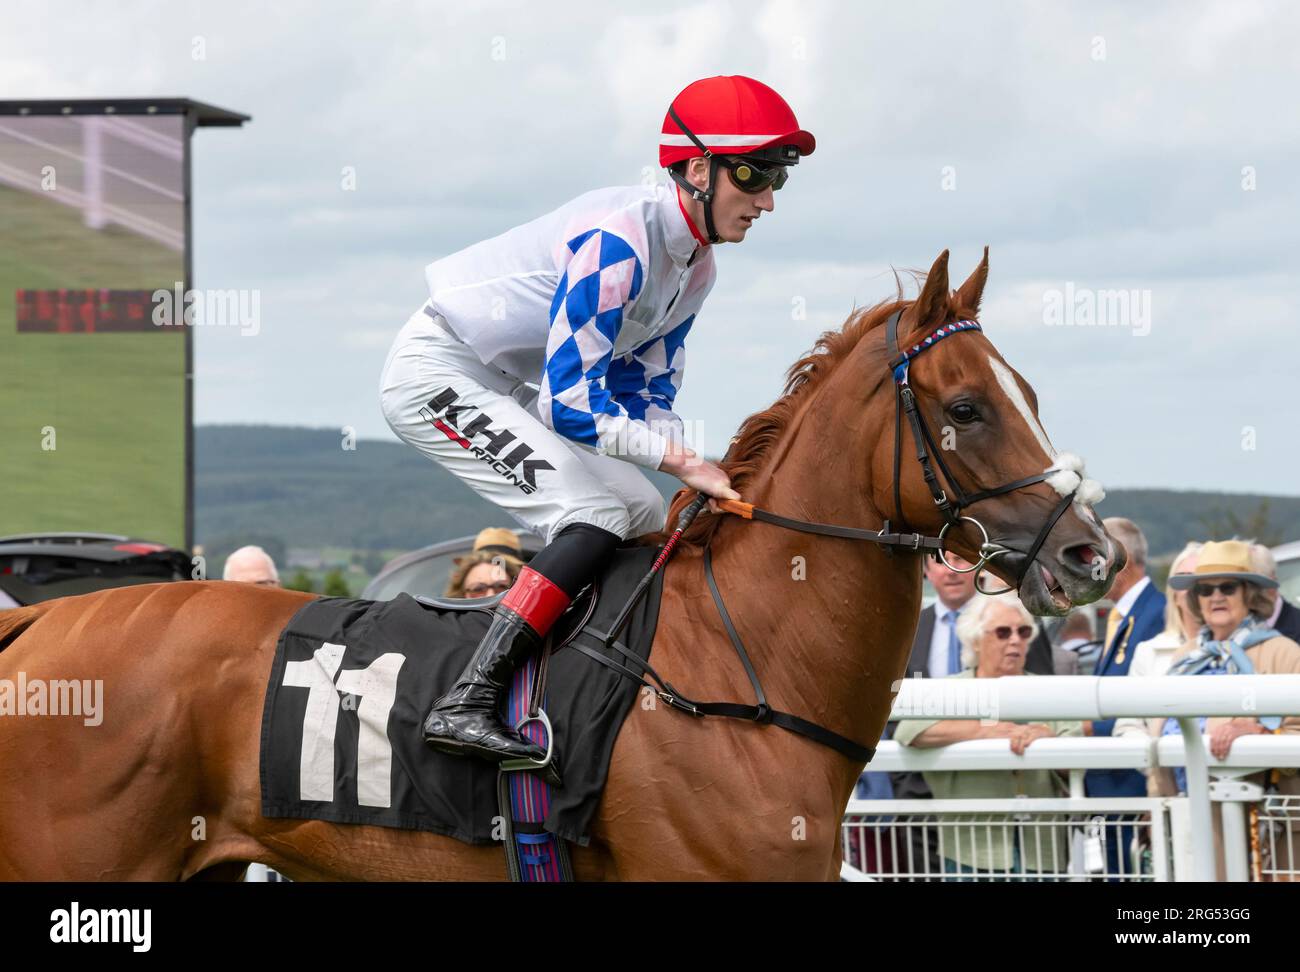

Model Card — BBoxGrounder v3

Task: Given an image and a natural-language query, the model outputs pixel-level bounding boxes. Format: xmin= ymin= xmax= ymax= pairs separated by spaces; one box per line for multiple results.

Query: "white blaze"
xmin=987 ymin=355 xmax=1055 ymax=459
xmin=985 ymin=354 xmax=1105 ymax=507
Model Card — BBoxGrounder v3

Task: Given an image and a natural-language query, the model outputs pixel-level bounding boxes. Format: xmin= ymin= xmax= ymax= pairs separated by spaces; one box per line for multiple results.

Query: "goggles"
xmin=719 ymin=155 xmax=789 ymax=193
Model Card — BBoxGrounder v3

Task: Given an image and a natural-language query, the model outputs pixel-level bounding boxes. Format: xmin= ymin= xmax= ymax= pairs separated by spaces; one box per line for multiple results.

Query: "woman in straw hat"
xmin=1156 ymin=539 xmax=1300 ymax=879
xmin=442 ymin=528 xmax=526 ymax=599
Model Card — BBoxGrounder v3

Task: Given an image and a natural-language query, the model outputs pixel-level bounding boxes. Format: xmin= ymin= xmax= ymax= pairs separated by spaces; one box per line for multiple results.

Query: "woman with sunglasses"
xmin=893 ymin=593 xmax=1084 ymax=879
xmin=442 ymin=527 xmax=526 ymax=599
xmin=1157 ymin=542 xmax=1300 ymax=871
xmin=444 ymin=550 xmax=522 ymax=600
xmin=380 ymin=76 xmax=813 ymax=764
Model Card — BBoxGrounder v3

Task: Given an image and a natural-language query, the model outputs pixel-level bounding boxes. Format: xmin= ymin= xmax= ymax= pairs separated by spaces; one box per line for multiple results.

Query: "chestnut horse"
xmin=0 ymin=249 xmax=1121 ymax=881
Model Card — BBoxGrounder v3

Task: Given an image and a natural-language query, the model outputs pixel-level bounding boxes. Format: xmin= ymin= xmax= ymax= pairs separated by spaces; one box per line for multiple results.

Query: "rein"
xmin=581 ymin=311 xmax=1080 ymax=766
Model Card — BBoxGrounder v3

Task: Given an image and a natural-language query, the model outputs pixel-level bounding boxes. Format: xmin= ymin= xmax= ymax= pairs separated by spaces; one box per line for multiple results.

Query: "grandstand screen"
xmin=0 ymin=110 xmax=189 ymax=548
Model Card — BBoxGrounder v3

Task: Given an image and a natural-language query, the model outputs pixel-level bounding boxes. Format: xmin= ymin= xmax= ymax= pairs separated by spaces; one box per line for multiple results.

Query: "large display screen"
xmin=0 ymin=112 xmax=188 ymax=548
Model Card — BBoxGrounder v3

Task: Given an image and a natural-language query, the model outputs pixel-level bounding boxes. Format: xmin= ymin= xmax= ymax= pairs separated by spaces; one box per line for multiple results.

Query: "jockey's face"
xmin=681 ymin=156 xmax=776 ymax=244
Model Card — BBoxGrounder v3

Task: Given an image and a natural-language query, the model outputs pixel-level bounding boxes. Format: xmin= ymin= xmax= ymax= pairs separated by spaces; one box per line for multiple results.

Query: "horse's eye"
xmin=950 ymin=403 xmax=979 ymax=423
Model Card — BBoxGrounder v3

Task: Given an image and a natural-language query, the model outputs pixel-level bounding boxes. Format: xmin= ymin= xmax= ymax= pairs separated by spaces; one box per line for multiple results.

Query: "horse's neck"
xmin=694 ymin=383 xmax=925 ymax=761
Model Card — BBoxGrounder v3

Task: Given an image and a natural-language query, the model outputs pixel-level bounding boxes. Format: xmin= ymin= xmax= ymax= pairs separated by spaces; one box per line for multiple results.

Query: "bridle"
xmin=577 ymin=308 xmax=1083 ymax=765
xmin=882 ymin=309 xmax=1077 ymax=595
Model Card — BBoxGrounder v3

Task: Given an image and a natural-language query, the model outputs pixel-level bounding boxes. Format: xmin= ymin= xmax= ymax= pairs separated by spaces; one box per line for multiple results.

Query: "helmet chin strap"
xmin=667 ymin=161 xmax=722 ymax=243
xmin=666 ymin=104 xmax=723 ymax=244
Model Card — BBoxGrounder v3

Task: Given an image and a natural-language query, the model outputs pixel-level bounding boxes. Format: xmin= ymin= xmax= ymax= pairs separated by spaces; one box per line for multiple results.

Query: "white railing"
xmin=841 ymin=675 xmax=1300 ymax=882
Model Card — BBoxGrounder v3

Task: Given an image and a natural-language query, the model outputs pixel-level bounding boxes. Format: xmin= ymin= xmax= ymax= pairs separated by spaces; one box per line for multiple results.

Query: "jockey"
xmin=379 ymin=75 xmax=815 ymax=765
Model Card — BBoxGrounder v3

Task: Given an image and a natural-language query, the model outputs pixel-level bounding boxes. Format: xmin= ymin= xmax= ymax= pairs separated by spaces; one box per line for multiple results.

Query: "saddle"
xmin=258 ymin=544 xmax=665 ymax=856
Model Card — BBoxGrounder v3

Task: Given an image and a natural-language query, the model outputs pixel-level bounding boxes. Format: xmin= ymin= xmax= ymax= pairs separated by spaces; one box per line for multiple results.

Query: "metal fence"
xmin=840 ymin=675 xmax=1300 ymax=882
xmin=1255 ymin=795 xmax=1300 ymax=882
xmin=843 ymin=798 xmax=1174 ymax=881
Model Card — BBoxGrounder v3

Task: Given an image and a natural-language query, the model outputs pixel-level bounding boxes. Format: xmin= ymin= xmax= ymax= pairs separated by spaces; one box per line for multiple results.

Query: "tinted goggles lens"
xmin=724 ymin=157 xmax=788 ymax=193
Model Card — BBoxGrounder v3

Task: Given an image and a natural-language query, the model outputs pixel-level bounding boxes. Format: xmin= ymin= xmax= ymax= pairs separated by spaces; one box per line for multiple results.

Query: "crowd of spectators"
xmin=855 ymin=516 xmax=1300 ymax=879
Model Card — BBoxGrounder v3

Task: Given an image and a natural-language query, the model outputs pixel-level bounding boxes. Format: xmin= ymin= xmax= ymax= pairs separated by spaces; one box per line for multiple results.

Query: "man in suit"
xmin=1251 ymin=543 xmax=1300 ymax=643
xmin=1085 ymin=516 xmax=1167 ymax=876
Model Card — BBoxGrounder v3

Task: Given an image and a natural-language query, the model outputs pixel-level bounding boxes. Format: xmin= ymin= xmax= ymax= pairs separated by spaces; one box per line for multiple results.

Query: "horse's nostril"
xmin=1069 ymin=544 xmax=1098 ymax=565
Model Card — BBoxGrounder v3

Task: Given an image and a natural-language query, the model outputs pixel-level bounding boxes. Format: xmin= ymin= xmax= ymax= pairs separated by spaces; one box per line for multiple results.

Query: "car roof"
xmin=371 ymin=530 xmax=543 ymax=578
xmin=1271 ymin=540 xmax=1300 ymax=563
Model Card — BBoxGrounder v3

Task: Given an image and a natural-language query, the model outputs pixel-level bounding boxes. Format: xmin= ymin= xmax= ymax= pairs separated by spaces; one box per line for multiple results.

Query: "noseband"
xmin=883 ymin=309 xmax=1077 ymax=594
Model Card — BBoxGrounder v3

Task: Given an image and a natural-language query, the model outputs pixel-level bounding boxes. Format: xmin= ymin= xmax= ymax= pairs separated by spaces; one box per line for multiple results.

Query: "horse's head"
xmin=872 ymin=248 xmax=1124 ymax=616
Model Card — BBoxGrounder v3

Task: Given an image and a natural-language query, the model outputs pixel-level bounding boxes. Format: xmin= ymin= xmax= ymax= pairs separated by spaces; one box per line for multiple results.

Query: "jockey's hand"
xmin=658 ymin=442 xmax=740 ymax=514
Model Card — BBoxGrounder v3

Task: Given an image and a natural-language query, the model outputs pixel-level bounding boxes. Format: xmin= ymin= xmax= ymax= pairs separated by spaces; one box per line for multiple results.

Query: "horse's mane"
xmin=655 ymin=290 xmax=915 ymax=551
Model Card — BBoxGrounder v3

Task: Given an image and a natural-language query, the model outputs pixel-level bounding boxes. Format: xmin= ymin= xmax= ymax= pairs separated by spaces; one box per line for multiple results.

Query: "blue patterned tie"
xmin=945 ymin=609 xmax=961 ymax=675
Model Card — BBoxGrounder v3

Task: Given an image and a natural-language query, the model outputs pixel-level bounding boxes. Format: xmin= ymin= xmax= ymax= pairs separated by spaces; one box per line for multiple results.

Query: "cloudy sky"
xmin=5 ymin=0 xmax=1299 ymax=493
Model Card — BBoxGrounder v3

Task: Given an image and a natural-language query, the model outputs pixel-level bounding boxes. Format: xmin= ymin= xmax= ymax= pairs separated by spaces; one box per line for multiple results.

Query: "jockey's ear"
xmin=906 ymin=248 xmax=951 ymax=334
xmin=953 ymin=245 xmax=990 ymax=319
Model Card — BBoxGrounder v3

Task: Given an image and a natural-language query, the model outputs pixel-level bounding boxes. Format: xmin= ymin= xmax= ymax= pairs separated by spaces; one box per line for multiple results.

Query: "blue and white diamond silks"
xmin=538 ymin=228 xmax=692 ymax=470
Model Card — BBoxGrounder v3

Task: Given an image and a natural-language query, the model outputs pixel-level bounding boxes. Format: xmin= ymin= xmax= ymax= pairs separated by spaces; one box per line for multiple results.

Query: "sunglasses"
xmin=988 ymin=625 xmax=1035 ymax=641
xmin=1194 ymin=580 xmax=1242 ymax=599
xmin=720 ymin=156 xmax=789 ymax=193
xmin=464 ymin=581 xmax=512 ymax=598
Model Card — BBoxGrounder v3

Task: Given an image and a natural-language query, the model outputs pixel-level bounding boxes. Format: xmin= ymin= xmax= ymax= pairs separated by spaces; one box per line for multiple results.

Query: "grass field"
xmin=0 ymin=184 xmax=188 ymax=547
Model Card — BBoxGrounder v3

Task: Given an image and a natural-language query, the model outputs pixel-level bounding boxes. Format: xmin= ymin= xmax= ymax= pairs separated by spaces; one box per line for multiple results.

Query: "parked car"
xmin=0 ymin=532 xmax=192 ymax=606
xmin=362 ymin=530 xmax=543 ymax=601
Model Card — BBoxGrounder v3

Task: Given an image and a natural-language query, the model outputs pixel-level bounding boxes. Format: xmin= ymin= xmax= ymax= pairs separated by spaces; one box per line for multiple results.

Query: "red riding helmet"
xmin=659 ymin=75 xmax=816 ymax=166
xmin=660 ymin=76 xmax=815 ymax=243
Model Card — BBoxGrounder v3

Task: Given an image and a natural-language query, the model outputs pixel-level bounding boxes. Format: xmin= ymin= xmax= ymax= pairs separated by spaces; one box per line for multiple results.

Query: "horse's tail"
xmin=0 ymin=604 xmax=48 ymax=652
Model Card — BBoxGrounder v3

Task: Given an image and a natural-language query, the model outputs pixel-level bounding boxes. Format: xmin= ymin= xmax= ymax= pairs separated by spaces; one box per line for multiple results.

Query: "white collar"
xmin=659 ymin=183 xmax=708 ymax=268
xmin=1114 ymin=575 xmax=1151 ymax=618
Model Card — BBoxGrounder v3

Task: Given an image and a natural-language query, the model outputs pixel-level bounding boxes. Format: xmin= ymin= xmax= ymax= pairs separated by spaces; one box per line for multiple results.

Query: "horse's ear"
xmin=954 ymin=245 xmax=990 ymax=318
xmin=907 ymin=249 xmax=950 ymax=332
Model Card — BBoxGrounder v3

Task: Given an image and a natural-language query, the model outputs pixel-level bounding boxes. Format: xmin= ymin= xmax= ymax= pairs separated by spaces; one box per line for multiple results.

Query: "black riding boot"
xmin=421 ymin=605 xmax=548 ymax=762
xmin=422 ymin=522 xmax=624 ymax=764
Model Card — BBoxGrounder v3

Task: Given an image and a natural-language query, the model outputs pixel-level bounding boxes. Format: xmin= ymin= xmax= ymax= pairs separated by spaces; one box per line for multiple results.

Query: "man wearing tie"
xmin=1085 ymin=516 xmax=1167 ymax=875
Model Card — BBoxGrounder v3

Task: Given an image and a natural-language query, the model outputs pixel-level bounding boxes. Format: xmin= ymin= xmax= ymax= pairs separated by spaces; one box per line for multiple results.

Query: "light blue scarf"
xmin=1161 ymin=615 xmax=1283 ymax=792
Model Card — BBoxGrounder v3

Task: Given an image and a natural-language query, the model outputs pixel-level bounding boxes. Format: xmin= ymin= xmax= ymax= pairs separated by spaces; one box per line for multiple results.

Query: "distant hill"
xmin=194 ymin=424 xmax=685 ymax=561
xmin=195 ymin=425 xmax=1300 ymax=561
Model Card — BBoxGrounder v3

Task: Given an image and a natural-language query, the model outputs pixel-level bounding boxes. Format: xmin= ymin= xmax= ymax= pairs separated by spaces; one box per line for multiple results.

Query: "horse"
xmin=0 ymin=248 xmax=1123 ymax=881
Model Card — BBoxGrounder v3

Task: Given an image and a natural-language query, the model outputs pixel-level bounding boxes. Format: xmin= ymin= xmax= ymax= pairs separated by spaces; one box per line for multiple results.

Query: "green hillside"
xmin=195 ymin=425 xmax=1300 ymax=564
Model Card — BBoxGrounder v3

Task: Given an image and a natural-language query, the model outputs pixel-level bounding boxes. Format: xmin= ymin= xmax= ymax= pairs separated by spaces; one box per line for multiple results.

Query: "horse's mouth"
xmin=1016 ymin=558 xmax=1075 ymax=617
xmin=1037 ymin=564 xmax=1072 ymax=613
